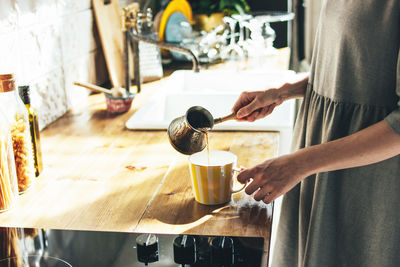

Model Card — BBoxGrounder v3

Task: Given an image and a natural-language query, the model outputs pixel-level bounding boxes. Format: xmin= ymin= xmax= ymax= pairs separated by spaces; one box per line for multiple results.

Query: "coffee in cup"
xmin=188 ymin=150 xmax=246 ymax=205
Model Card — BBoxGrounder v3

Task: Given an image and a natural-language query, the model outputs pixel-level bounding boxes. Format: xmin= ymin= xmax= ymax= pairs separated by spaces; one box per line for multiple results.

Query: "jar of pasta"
xmin=0 ymin=74 xmax=35 ymax=193
xmin=0 ymin=111 xmax=18 ymax=212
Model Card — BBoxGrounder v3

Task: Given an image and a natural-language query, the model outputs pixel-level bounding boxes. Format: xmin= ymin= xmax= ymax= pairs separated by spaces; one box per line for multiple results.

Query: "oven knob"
xmin=136 ymin=234 xmax=159 ymax=264
xmin=210 ymin=236 xmax=234 ymax=266
xmin=173 ymin=235 xmax=196 ymax=264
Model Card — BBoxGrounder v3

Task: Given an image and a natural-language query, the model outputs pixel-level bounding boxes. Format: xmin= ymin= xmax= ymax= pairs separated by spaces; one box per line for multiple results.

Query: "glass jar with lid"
xmin=0 ymin=111 xmax=18 ymax=212
xmin=0 ymin=74 xmax=35 ymax=193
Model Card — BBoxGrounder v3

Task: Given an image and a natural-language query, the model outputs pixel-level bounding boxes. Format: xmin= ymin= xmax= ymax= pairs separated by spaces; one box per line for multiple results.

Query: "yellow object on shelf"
xmin=158 ymin=0 xmax=193 ymax=41
xmin=193 ymin=13 xmax=225 ymax=32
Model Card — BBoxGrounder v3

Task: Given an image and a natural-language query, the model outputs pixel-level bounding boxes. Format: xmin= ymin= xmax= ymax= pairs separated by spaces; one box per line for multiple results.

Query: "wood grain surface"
xmin=0 ymin=78 xmax=278 ymax=234
xmin=135 ymin=131 xmax=278 ymax=235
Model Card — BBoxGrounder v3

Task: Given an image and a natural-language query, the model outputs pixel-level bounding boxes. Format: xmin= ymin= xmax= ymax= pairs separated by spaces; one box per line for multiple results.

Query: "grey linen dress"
xmin=272 ymin=1 xmax=400 ymax=267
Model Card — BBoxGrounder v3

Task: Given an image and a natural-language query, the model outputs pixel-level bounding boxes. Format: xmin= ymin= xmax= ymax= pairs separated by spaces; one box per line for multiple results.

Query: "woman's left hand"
xmin=237 ymin=154 xmax=308 ymax=203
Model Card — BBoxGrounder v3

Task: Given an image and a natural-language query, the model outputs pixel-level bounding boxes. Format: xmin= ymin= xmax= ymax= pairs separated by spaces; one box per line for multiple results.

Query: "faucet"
xmin=122 ymin=3 xmax=200 ymax=94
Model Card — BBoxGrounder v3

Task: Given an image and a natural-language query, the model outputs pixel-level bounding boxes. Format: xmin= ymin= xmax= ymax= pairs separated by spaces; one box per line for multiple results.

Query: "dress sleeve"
xmin=384 ymin=49 xmax=400 ymax=135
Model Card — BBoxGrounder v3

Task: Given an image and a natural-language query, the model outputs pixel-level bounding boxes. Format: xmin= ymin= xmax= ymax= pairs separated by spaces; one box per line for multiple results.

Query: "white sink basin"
xmin=126 ymin=70 xmax=297 ymax=155
xmin=128 ymin=92 xmax=295 ymax=131
xmin=161 ymin=69 xmax=297 ymax=93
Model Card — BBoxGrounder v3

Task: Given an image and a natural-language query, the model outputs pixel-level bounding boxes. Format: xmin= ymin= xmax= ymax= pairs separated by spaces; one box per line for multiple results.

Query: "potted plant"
xmin=188 ymin=0 xmax=250 ymax=32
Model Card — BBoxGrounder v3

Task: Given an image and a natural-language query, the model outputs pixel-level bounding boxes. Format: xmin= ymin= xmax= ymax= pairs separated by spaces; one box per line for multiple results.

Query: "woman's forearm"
xmin=278 ymin=74 xmax=309 ymax=102
xmin=295 ymin=120 xmax=400 ymax=177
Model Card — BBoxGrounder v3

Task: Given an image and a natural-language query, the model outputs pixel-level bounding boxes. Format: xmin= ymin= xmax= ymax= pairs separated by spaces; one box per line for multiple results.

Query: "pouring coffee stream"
xmin=167 ymin=106 xmax=237 ymax=155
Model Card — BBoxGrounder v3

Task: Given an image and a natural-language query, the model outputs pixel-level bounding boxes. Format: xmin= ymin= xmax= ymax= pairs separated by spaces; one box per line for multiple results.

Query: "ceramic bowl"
xmin=105 ymin=92 xmax=135 ymax=114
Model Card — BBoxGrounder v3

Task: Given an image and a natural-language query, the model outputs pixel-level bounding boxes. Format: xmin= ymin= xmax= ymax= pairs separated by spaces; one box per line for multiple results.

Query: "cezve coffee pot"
xmin=167 ymin=106 xmax=236 ymax=155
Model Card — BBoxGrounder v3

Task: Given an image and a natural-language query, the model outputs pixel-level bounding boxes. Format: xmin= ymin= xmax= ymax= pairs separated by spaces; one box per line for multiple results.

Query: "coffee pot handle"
xmin=214 ymin=113 xmax=236 ymax=124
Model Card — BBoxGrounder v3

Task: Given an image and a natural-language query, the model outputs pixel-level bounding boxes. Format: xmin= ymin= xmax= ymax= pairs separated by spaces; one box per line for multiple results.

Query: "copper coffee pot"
xmin=167 ymin=106 xmax=236 ymax=155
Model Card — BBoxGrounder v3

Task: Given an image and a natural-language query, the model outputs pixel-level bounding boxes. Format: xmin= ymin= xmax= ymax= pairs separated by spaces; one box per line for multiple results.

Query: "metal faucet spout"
xmin=125 ymin=31 xmax=200 ymax=94
xmin=128 ymin=32 xmax=200 ymax=72
xmin=122 ymin=3 xmax=200 ymax=94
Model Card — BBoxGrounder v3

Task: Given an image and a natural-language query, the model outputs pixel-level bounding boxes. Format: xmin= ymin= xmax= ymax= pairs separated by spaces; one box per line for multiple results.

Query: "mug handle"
xmin=231 ymin=167 xmax=247 ymax=194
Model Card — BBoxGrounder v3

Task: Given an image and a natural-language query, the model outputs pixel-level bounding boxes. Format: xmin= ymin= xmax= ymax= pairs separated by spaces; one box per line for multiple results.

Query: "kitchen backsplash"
xmin=0 ymin=0 xmax=108 ymax=129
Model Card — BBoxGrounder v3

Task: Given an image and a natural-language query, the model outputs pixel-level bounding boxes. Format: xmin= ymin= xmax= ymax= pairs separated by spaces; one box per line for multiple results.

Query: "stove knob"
xmin=136 ymin=234 xmax=159 ymax=264
xmin=173 ymin=235 xmax=196 ymax=264
xmin=210 ymin=236 xmax=234 ymax=266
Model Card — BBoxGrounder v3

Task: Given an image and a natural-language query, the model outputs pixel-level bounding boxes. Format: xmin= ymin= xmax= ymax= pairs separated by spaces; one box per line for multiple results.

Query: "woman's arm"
xmin=232 ymin=74 xmax=309 ymax=122
xmin=237 ymin=120 xmax=400 ymax=203
xmin=298 ymin=120 xmax=400 ymax=175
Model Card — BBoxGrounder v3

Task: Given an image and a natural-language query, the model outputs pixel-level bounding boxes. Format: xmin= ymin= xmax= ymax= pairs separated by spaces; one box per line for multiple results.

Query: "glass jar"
xmin=0 ymin=74 xmax=35 ymax=193
xmin=0 ymin=111 xmax=18 ymax=212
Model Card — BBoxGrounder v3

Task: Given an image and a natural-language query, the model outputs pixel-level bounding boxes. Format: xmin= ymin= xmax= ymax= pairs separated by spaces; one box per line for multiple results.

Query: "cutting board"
xmin=92 ymin=0 xmax=126 ymax=89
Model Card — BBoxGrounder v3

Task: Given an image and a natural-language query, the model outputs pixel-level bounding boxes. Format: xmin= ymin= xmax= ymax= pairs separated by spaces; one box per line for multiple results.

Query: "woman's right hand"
xmin=232 ymin=75 xmax=309 ymax=122
xmin=232 ymin=88 xmax=283 ymax=122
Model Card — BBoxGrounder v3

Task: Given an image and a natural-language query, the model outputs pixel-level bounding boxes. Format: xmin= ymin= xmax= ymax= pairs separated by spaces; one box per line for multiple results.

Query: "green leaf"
xmin=233 ymin=3 xmax=245 ymax=14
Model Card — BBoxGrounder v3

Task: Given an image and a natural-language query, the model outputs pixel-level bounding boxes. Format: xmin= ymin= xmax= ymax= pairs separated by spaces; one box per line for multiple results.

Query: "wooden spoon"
xmin=74 ymin=82 xmax=127 ymax=98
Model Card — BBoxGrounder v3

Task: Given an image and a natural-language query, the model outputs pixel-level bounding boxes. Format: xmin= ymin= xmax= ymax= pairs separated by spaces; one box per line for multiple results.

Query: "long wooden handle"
xmin=214 ymin=113 xmax=236 ymax=124
xmin=73 ymin=82 xmax=112 ymax=95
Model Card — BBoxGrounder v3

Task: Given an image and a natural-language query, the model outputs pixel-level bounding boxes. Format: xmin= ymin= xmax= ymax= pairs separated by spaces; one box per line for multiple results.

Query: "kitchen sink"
xmin=125 ymin=70 xmax=297 ymax=155
xmin=127 ymin=92 xmax=295 ymax=132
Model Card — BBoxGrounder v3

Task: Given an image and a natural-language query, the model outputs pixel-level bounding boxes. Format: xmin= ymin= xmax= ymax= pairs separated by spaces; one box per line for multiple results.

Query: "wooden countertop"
xmin=0 ymin=49 xmax=289 ymax=264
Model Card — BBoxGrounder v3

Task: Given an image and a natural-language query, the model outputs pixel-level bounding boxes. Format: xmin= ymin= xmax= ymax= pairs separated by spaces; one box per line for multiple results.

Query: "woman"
xmin=232 ymin=1 xmax=400 ymax=266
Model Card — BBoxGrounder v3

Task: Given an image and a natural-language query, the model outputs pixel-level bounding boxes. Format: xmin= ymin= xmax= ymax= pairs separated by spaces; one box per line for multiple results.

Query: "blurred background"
xmin=0 ymin=0 xmax=321 ymax=129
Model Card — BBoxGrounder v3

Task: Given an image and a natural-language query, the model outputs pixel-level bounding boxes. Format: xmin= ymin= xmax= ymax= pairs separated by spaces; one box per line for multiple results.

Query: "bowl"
xmin=105 ymin=92 xmax=135 ymax=114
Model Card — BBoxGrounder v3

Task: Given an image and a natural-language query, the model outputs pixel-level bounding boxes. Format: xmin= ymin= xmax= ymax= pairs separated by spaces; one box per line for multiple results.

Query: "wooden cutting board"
xmin=92 ymin=0 xmax=125 ymax=89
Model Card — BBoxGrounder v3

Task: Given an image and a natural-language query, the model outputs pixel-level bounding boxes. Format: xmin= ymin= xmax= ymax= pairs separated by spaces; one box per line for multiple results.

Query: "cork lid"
xmin=0 ymin=73 xmax=16 ymax=92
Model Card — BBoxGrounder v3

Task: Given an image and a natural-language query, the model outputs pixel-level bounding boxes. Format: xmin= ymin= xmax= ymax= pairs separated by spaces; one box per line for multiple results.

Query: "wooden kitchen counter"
xmin=0 ymin=51 xmax=289 ymax=263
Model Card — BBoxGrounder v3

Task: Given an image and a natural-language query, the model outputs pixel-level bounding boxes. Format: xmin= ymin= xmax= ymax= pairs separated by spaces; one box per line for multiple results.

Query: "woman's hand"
xmin=237 ymin=119 xmax=400 ymax=204
xmin=237 ymin=154 xmax=309 ymax=203
xmin=232 ymin=89 xmax=282 ymax=122
xmin=232 ymin=75 xmax=309 ymax=122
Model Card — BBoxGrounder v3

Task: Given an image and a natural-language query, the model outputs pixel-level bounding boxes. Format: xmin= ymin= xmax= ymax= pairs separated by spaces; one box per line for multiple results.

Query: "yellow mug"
xmin=188 ymin=150 xmax=246 ymax=205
